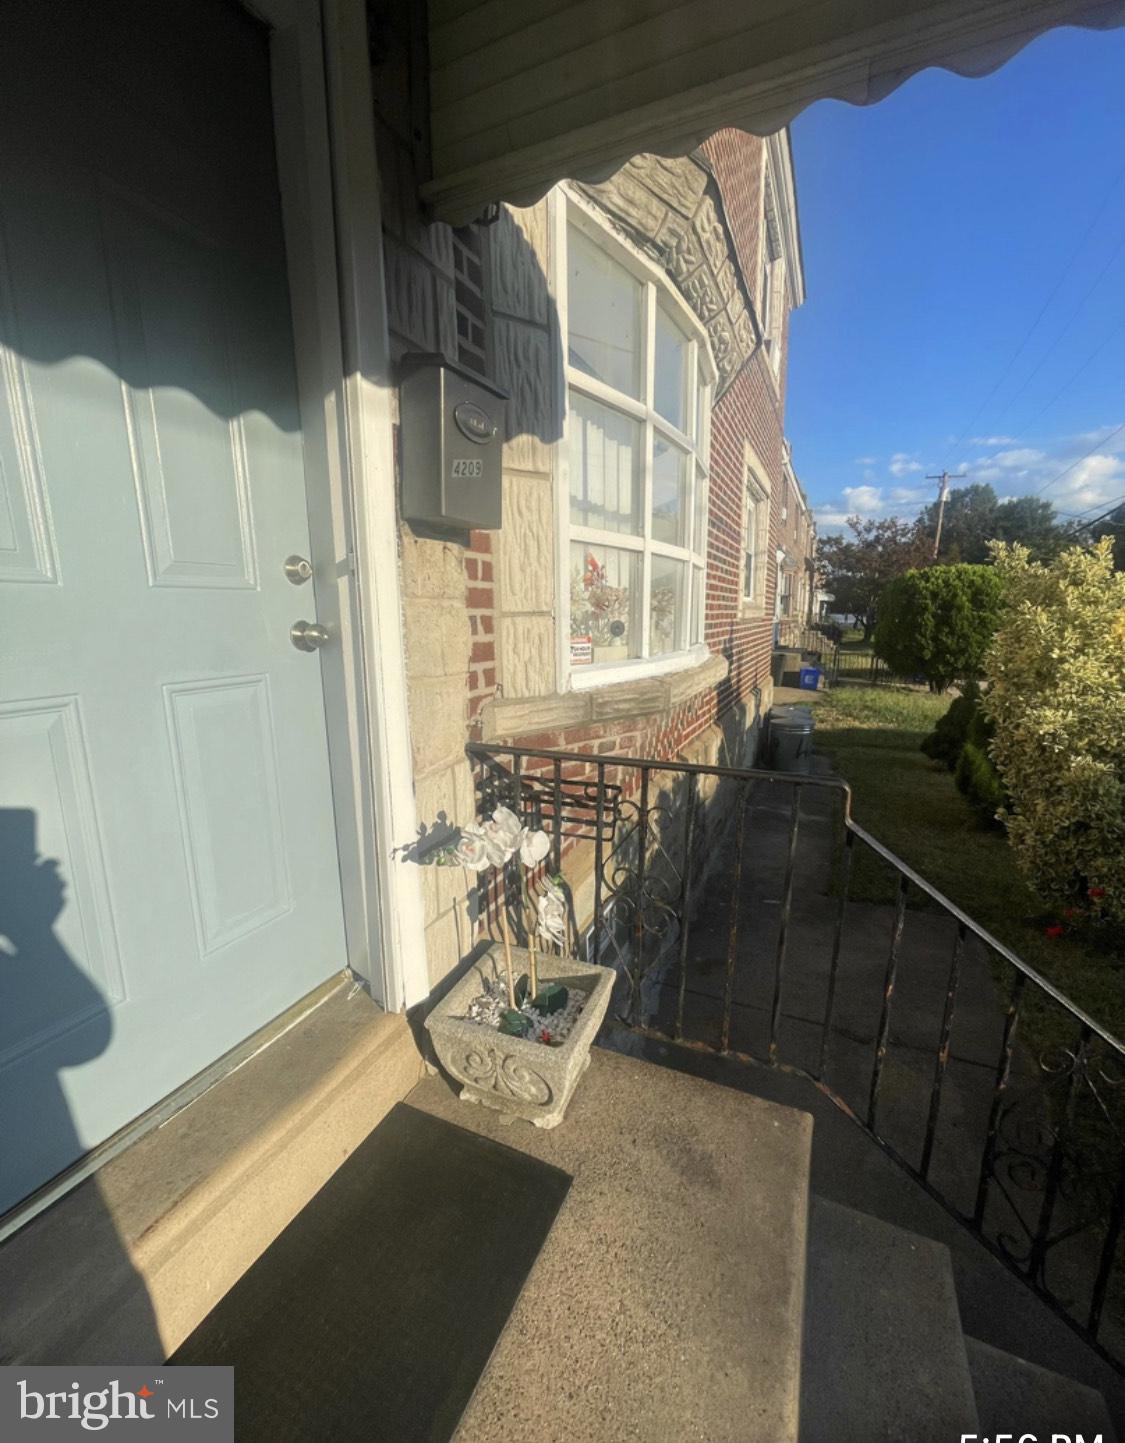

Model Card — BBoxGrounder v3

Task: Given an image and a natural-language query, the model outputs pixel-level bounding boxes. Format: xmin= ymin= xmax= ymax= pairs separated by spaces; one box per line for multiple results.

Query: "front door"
xmin=1 ymin=0 xmax=350 ymax=1213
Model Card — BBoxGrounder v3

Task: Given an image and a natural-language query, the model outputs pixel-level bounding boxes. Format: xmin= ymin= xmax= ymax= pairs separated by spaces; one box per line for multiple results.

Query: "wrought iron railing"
xmin=468 ymin=741 xmax=1125 ymax=1372
xmin=775 ymin=619 xmax=825 ymax=653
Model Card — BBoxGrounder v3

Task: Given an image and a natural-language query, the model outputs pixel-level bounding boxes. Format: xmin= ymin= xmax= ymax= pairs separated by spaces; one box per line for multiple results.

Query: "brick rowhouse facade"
xmin=377 ymin=87 xmax=814 ymax=982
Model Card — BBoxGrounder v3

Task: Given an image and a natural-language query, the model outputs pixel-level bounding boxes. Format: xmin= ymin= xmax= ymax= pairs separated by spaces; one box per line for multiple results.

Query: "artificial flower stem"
xmin=523 ymin=873 xmax=539 ymax=999
xmin=499 ymin=882 xmax=516 ymax=1009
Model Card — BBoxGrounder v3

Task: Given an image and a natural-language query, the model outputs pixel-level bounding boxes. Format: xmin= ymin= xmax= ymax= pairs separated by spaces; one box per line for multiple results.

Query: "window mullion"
xmin=639 ymin=282 xmax=657 ymax=659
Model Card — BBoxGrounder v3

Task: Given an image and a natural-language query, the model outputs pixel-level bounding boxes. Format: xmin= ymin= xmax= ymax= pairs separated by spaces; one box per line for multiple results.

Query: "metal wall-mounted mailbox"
xmin=399 ymin=354 xmax=507 ymax=532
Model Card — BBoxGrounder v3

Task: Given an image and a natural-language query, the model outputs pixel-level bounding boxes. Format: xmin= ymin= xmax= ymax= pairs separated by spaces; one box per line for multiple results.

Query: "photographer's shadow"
xmin=0 ymin=807 xmax=162 ymax=1363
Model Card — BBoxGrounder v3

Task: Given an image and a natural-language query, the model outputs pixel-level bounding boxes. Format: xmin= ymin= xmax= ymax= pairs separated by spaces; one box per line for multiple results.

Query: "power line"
xmin=986 ymin=225 xmax=1125 ymax=432
xmin=941 ymin=154 xmax=1125 ymax=466
xmin=1003 ymin=311 xmax=1125 ymax=446
xmin=1033 ymin=421 xmax=1125 ymax=497
xmin=1059 ymin=492 xmax=1125 ymax=535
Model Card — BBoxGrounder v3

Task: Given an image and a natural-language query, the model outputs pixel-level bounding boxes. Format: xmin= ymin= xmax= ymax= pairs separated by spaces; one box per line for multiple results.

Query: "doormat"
xmin=170 ymin=1102 xmax=571 ymax=1442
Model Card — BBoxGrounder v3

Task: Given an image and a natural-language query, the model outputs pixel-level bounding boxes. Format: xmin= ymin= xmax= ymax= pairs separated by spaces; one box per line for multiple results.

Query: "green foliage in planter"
xmin=875 ymin=564 xmax=1005 ymax=691
xmin=532 ymin=982 xmax=568 ymax=1015
xmin=983 ymin=538 xmax=1125 ymax=927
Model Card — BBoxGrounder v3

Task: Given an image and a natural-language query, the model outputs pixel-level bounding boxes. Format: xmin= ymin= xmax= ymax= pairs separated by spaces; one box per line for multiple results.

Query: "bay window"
xmin=563 ymin=204 xmax=713 ymax=678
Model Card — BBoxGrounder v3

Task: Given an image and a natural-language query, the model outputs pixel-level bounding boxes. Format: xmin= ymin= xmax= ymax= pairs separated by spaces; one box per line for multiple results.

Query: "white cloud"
xmin=991 ymin=447 xmax=1046 ymax=470
xmin=809 ymin=423 xmax=1125 ymax=533
xmin=969 ymin=435 xmax=1017 ymax=446
xmin=853 ymin=455 xmax=877 ymax=466
xmin=814 ymin=508 xmax=853 ymax=530
xmin=842 ymin=484 xmax=884 ymax=513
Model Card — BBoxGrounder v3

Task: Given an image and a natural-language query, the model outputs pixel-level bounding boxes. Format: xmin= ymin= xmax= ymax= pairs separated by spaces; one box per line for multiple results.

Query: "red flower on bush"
xmin=1089 ymin=886 xmax=1107 ymax=900
xmin=539 ymin=1029 xmax=552 ymax=1044
xmin=1045 ymin=923 xmax=1065 ymax=939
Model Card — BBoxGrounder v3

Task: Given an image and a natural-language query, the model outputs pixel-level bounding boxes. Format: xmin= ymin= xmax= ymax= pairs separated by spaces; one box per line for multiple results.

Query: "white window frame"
xmin=741 ymin=446 xmax=771 ymax=617
xmin=554 ymin=187 xmax=716 ymax=691
xmin=760 ymin=164 xmax=786 ymax=381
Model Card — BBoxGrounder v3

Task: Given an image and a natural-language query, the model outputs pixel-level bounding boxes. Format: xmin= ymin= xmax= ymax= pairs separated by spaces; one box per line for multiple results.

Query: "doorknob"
xmin=290 ymin=620 xmax=330 ymax=652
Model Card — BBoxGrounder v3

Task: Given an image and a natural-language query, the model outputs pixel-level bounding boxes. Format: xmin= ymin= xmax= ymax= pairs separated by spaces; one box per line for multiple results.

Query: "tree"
xmin=983 ymin=538 xmax=1125 ymax=929
xmin=874 ymin=564 xmax=1005 ymax=691
xmin=919 ymin=483 xmax=1064 ymax=563
xmin=992 ymin=495 xmax=1065 ymax=560
xmin=817 ymin=515 xmax=930 ymax=640
xmin=920 ymin=483 xmax=999 ymax=563
xmin=1086 ymin=503 xmax=1125 ymax=571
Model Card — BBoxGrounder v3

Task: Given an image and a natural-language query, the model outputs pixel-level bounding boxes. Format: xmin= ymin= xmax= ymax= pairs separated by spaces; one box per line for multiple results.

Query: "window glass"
xmin=654 ymin=305 xmax=688 ymax=430
xmin=650 ymin=556 xmax=687 ymax=656
xmin=569 ymin=542 xmax=641 ymax=665
xmin=568 ymin=225 xmax=642 ymax=397
xmin=744 ymin=484 xmax=765 ymax=601
xmin=652 ymin=439 xmax=688 ymax=546
xmin=565 ymin=214 xmax=710 ymax=669
xmin=568 ymin=393 xmax=642 ymax=536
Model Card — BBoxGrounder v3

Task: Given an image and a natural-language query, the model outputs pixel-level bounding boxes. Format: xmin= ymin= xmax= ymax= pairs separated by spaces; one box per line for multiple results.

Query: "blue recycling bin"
xmin=798 ymin=666 xmax=821 ymax=691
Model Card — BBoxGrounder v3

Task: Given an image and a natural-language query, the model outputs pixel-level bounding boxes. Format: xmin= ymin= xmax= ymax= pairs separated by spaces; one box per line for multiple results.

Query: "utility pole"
xmin=926 ymin=471 xmax=966 ymax=560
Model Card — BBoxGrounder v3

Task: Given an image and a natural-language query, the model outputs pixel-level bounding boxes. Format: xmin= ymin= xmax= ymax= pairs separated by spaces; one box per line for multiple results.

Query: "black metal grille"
xmin=469 ymin=740 xmax=1125 ymax=1374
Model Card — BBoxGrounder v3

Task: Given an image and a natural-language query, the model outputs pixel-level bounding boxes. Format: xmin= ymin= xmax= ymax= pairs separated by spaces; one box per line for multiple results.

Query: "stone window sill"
xmin=481 ymin=650 xmax=730 ymax=739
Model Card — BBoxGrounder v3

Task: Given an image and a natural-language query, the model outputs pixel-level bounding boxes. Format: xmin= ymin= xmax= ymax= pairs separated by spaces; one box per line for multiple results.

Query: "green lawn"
xmin=813 ymin=685 xmax=1125 ymax=1043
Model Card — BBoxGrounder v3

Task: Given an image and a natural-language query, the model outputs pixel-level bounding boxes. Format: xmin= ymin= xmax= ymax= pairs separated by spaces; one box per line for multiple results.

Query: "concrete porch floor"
xmin=407 ymin=1048 xmax=813 ymax=1443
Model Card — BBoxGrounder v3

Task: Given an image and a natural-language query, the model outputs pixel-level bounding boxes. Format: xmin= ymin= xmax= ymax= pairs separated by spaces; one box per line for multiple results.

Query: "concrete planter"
xmin=424 ymin=945 xmax=615 ymax=1129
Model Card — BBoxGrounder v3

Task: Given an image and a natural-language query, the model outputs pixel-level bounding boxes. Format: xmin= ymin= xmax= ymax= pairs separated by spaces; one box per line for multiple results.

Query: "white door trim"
xmin=259 ymin=0 xmax=429 ymax=1011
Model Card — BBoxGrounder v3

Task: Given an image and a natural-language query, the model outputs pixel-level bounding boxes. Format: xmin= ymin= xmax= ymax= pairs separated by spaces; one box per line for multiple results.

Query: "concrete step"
xmin=410 ymin=1048 xmax=813 ymax=1443
xmin=800 ymin=1196 xmax=979 ymax=1443
xmin=966 ymin=1336 xmax=1118 ymax=1443
xmin=1 ymin=980 xmax=426 ymax=1363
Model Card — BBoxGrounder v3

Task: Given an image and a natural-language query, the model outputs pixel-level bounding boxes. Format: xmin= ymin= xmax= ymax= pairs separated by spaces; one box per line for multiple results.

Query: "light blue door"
xmin=0 ymin=0 xmax=349 ymax=1213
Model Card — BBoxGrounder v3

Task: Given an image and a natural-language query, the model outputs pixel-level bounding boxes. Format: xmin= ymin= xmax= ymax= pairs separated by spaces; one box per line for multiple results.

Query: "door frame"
xmin=254 ymin=0 xmax=428 ymax=1012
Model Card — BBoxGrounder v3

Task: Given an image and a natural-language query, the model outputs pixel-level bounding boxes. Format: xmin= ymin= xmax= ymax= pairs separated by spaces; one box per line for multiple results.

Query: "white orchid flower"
xmin=453 ymin=825 xmax=492 ymax=872
xmin=536 ymin=877 xmax=568 ymax=948
xmin=474 ymin=805 xmax=519 ymax=864
xmin=519 ymin=828 xmax=551 ymax=868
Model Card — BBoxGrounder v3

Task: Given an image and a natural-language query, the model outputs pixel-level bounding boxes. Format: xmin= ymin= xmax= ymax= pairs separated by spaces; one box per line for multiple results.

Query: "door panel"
xmin=164 ymin=676 xmax=293 ymax=956
xmin=0 ymin=0 xmax=350 ymax=1213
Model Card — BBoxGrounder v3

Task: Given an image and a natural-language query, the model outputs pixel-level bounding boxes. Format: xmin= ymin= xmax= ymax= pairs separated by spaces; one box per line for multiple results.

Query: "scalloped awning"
xmin=423 ymin=0 xmax=1125 ymax=223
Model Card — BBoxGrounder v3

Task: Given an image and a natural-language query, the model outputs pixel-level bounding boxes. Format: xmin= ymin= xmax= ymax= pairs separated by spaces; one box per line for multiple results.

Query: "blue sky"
xmin=786 ymin=25 xmax=1125 ymax=535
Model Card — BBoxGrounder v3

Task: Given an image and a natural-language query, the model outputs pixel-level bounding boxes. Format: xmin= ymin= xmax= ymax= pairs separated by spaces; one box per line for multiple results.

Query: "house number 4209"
xmin=451 ymin=458 xmax=483 ymax=478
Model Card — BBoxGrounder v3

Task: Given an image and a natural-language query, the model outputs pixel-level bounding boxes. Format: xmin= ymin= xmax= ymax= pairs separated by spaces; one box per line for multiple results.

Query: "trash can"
xmin=798 ymin=666 xmax=822 ymax=691
xmin=768 ymin=704 xmax=815 ymax=774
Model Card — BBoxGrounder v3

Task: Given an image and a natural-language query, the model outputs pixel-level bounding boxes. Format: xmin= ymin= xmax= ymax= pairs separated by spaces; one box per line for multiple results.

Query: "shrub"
xmin=983 ymin=539 xmax=1125 ymax=928
xmin=954 ymin=741 xmax=1007 ymax=824
xmin=875 ymin=564 xmax=1005 ymax=691
xmin=921 ymin=683 xmax=980 ymax=769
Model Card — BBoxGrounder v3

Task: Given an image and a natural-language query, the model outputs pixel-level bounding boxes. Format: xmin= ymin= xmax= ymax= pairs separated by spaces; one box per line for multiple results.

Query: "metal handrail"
xmin=468 ymin=740 xmax=1125 ymax=1371
xmin=847 ymin=818 xmax=1125 ymax=1057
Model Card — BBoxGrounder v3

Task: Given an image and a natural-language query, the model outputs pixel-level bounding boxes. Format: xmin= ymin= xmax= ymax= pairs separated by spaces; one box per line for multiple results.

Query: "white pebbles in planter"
xmin=426 ymin=944 xmax=615 ymax=1129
